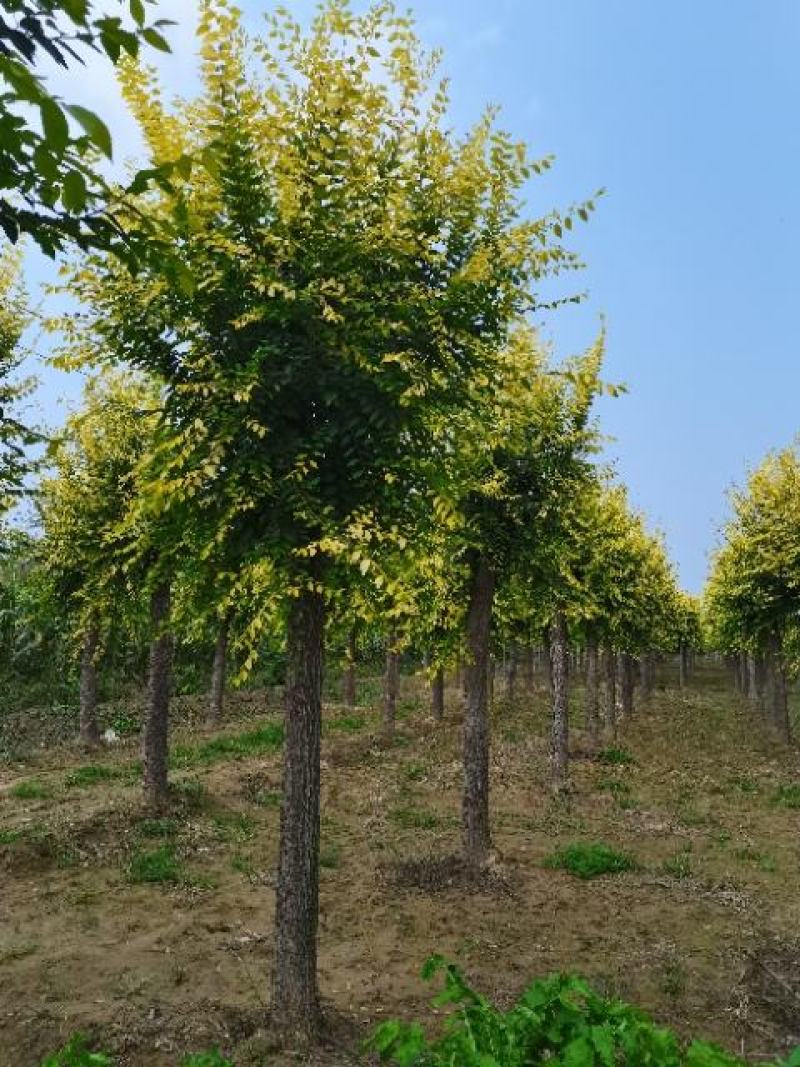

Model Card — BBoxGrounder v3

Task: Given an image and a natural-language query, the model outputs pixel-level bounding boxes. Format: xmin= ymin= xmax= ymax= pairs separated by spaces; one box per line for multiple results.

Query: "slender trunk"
xmin=383 ymin=627 xmax=399 ymax=739
xmin=585 ymin=636 xmax=600 ymax=750
xmin=462 ymin=553 xmax=495 ymax=868
xmin=79 ymin=621 xmax=101 ymax=748
xmin=543 ymin=633 xmax=553 ymax=694
xmin=142 ymin=581 xmax=174 ymax=811
xmin=746 ymin=654 xmax=758 ymax=704
xmin=620 ymin=653 xmax=634 ymax=719
xmin=431 ymin=666 xmax=445 ymax=722
xmin=766 ymin=630 xmax=790 ymax=743
xmin=505 ymin=642 xmax=518 ymax=701
xmin=342 ymin=627 xmax=357 ymax=708
xmin=602 ymin=647 xmax=617 ymax=739
xmin=679 ymin=642 xmax=688 ymax=689
xmin=523 ymin=643 xmax=534 ymax=691
xmin=272 ymin=587 xmax=325 ymax=1038
xmin=206 ymin=615 xmax=230 ymax=729
xmin=549 ymin=613 xmax=569 ymax=793
xmin=646 ymin=651 xmax=657 ymax=698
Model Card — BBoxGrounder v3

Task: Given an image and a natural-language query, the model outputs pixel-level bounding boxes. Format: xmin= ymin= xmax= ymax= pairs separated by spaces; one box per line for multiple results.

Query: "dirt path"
xmin=2 ymin=666 xmax=800 ymax=1065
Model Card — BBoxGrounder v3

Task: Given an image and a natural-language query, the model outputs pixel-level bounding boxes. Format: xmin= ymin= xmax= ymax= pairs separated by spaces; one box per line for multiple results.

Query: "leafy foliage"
xmin=543 ymin=841 xmax=637 ymax=879
xmin=367 ymin=957 xmax=800 ymax=1067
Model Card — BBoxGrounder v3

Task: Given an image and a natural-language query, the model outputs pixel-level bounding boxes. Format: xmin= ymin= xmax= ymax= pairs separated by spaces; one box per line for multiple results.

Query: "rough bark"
xmin=549 ymin=613 xmax=569 ymax=793
xmin=383 ymin=628 xmax=399 ymax=739
xmin=523 ymin=643 xmax=534 ymax=691
xmin=206 ymin=615 xmax=230 ymax=729
xmin=746 ymin=654 xmax=759 ymax=705
xmin=79 ymin=621 xmax=101 ymax=748
xmin=272 ymin=587 xmax=325 ymax=1038
xmin=142 ymin=582 xmax=174 ymax=811
xmin=342 ymin=627 xmax=357 ymax=708
xmin=602 ymin=647 xmax=617 ymax=739
xmin=431 ymin=666 xmax=445 ymax=722
xmin=462 ymin=553 xmax=495 ymax=868
xmin=584 ymin=636 xmax=600 ymax=750
xmin=620 ymin=653 xmax=634 ymax=719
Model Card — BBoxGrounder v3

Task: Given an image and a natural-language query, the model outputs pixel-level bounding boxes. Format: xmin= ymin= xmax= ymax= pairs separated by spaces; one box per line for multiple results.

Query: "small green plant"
xmin=41 ymin=1032 xmax=111 ymax=1066
xmin=365 ymin=956 xmax=798 ymax=1066
xmin=10 ymin=779 xmax=51 ymax=800
xmin=171 ymin=724 xmax=284 ymax=769
xmin=109 ymin=709 xmax=139 ymax=737
xmin=596 ymin=746 xmax=636 ymax=766
xmin=181 ymin=1051 xmax=232 ymax=1066
xmin=662 ymin=850 xmax=693 ymax=879
xmin=211 ymin=812 xmax=256 ymax=844
xmin=772 ymin=783 xmax=800 ymax=809
xmin=597 ymin=776 xmax=636 ymax=809
xmin=404 ymin=762 xmax=427 ymax=782
xmin=326 ymin=714 xmax=366 ymax=734
xmin=127 ymin=845 xmax=183 ymax=885
xmin=138 ymin=817 xmax=178 ymax=839
xmin=543 ymin=841 xmax=636 ymax=880
xmin=391 ymin=806 xmax=440 ymax=830
xmin=319 ymin=842 xmax=341 ymax=869
xmin=65 ymin=765 xmax=118 ymax=789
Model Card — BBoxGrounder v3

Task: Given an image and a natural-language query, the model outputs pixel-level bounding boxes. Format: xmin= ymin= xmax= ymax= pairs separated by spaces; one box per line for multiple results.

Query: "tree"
xmin=38 ymin=370 xmax=157 ymax=745
xmin=0 ymin=0 xmax=176 ymax=251
xmin=58 ymin=0 xmax=592 ymax=1034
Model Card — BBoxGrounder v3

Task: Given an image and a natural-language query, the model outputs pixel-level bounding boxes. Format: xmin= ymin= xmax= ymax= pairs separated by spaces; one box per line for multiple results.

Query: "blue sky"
xmin=22 ymin=0 xmax=800 ymax=591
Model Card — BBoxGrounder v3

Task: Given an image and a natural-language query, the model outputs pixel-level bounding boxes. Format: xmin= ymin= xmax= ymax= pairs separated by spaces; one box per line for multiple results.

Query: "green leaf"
xmin=142 ymin=28 xmax=172 ymax=53
xmin=129 ymin=0 xmax=146 ymax=26
xmin=40 ymin=99 xmax=70 ymax=154
xmin=62 ymin=170 xmax=88 ymax=213
xmin=66 ymin=106 xmax=113 ymax=160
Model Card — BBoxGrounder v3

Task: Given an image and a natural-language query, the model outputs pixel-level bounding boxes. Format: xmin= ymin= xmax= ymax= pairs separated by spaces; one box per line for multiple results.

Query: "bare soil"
xmin=2 ymin=665 xmax=800 ymax=1065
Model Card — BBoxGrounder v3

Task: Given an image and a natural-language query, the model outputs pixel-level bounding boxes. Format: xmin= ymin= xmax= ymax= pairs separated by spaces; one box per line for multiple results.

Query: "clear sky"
xmin=21 ymin=0 xmax=800 ymax=592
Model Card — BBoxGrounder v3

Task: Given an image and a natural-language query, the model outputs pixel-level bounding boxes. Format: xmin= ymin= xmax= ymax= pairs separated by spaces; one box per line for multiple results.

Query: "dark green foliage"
xmin=543 ymin=841 xmax=636 ymax=879
xmin=367 ymin=957 xmax=800 ymax=1066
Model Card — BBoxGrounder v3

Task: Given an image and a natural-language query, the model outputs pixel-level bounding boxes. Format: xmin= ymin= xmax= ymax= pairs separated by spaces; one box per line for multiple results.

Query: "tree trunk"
xmin=620 ymin=653 xmax=634 ymax=719
xmin=342 ymin=627 xmax=357 ymax=708
xmin=602 ymin=647 xmax=617 ymax=739
xmin=766 ymin=630 xmax=790 ymax=743
xmin=505 ymin=642 xmax=518 ymax=702
xmin=523 ymin=643 xmax=534 ymax=691
xmin=272 ymin=587 xmax=325 ymax=1039
xmin=584 ymin=636 xmax=600 ymax=750
xmin=431 ymin=666 xmax=445 ymax=722
xmin=462 ymin=553 xmax=495 ymax=869
xmin=142 ymin=581 xmax=174 ymax=811
xmin=549 ymin=613 xmax=569 ymax=793
xmin=383 ymin=627 xmax=399 ymax=739
xmin=679 ymin=642 xmax=688 ymax=689
xmin=746 ymin=654 xmax=759 ymax=705
xmin=79 ymin=621 xmax=101 ymax=748
xmin=206 ymin=615 xmax=230 ymax=729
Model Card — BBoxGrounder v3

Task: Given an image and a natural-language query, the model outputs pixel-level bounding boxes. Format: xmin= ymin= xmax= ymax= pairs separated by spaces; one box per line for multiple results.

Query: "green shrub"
xmin=366 ymin=956 xmax=800 ymax=1067
xmin=10 ymin=779 xmax=51 ymax=800
xmin=543 ymin=841 xmax=636 ymax=879
xmin=41 ymin=1033 xmax=111 ymax=1066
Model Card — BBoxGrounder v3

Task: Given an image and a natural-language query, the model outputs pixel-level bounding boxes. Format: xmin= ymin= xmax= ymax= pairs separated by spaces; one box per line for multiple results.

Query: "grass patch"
xmin=9 ymin=779 xmax=51 ymax=800
xmin=127 ymin=844 xmax=184 ymax=885
xmin=661 ymin=850 xmax=693 ymax=879
xmin=543 ymin=841 xmax=637 ymax=880
xmin=138 ymin=817 xmax=178 ymax=839
xmin=596 ymin=776 xmax=636 ymax=809
xmin=320 ymin=842 xmax=341 ymax=869
xmin=326 ymin=714 xmax=367 ymax=734
xmin=391 ymin=805 xmax=440 ymax=830
xmin=772 ymin=783 xmax=800 ymax=809
xmin=171 ymin=724 xmax=284 ymax=769
xmin=211 ymin=812 xmax=256 ymax=844
xmin=596 ymin=746 xmax=636 ymax=766
xmin=65 ymin=764 xmax=119 ymax=789
xmin=0 ymin=941 xmax=37 ymax=965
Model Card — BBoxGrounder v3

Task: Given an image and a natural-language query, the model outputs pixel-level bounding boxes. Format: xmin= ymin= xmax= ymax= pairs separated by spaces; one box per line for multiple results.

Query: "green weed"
xmin=772 ymin=783 xmax=800 ymax=809
xmin=543 ymin=841 xmax=637 ymax=880
xmin=596 ymin=746 xmax=636 ymax=766
xmin=661 ymin=850 xmax=693 ymax=879
xmin=171 ymin=724 xmax=284 ymax=768
xmin=326 ymin=714 xmax=366 ymax=734
xmin=366 ymin=956 xmax=790 ymax=1066
xmin=65 ymin=765 xmax=118 ymax=789
xmin=391 ymin=806 xmax=440 ymax=830
xmin=319 ymin=842 xmax=341 ymax=869
xmin=40 ymin=1032 xmax=111 ymax=1066
xmin=211 ymin=812 xmax=256 ymax=844
xmin=597 ymin=776 xmax=637 ymax=809
xmin=10 ymin=779 xmax=51 ymax=800
xmin=181 ymin=1052 xmax=232 ymax=1066
xmin=127 ymin=844 xmax=183 ymax=885
xmin=138 ymin=817 xmax=178 ymax=839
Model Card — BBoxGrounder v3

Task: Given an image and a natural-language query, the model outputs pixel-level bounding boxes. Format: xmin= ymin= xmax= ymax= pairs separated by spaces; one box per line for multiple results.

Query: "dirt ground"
xmin=2 ymin=664 xmax=800 ymax=1066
